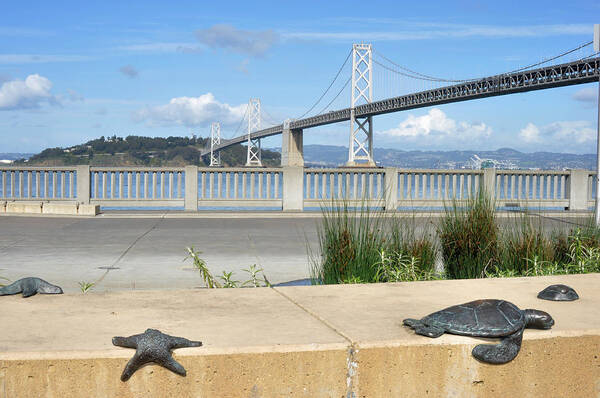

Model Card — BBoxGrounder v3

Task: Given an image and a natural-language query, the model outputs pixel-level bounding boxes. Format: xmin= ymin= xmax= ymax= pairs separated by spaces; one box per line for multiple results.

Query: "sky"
xmin=0 ymin=0 xmax=599 ymax=155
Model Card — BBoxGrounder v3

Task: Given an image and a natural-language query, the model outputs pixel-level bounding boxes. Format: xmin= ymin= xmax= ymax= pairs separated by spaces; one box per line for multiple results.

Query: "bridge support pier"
xmin=281 ymin=123 xmax=304 ymax=167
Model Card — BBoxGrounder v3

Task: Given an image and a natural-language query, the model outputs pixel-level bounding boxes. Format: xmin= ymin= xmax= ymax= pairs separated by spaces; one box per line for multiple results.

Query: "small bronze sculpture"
xmin=403 ymin=299 xmax=554 ymax=364
xmin=537 ymin=284 xmax=579 ymax=301
xmin=0 ymin=277 xmax=63 ymax=298
xmin=112 ymin=328 xmax=202 ymax=381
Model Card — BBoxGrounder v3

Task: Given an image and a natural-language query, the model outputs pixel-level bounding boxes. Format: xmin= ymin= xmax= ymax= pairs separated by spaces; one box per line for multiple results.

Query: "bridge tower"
xmin=348 ymin=43 xmax=375 ymax=167
xmin=245 ymin=98 xmax=262 ymax=167
xmin=209 ymin=122 xmax=221 ymax=167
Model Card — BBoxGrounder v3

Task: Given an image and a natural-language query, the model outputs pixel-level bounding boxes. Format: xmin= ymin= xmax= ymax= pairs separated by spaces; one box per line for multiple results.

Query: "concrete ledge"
xmin=0 ymin=275 xmax=599 ymax=397
xmin=6 ymin=201 xmax=42 ymax=214
xmin=1 ymin=202 xmax=99 ymax=216
xmin=77 ymin=204 xmax=99 ymax=216
xmin=42 ymin=202 xmax=79 ymax=215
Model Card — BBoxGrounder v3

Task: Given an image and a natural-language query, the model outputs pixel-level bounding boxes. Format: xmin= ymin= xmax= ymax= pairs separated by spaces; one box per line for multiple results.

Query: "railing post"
xmin=76 ymin=165 xmax=90 ymax=204
xmin=568 ymin=169 xmax=589 ymax=211
xmin=482 ymin=168 xmax=496 ymax=199
xmin=184 ymin=165 xmax=198 ymax=211
xmin=384 ymin=167 xmax=398 ymax=211
xmin=282 ymin=166 xmax=303 ymax=211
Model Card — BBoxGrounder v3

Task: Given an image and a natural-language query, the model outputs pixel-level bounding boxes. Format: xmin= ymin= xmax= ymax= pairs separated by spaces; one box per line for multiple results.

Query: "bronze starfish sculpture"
xmin=112 ymin=328 xmax=202 ymax=381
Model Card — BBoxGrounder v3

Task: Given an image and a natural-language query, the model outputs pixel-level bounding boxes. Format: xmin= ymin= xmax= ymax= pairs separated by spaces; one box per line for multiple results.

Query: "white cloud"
xmin=519 ymin=123 xmax=541 ymax=143
xmin=572 ymin=87 xmax=597 ymax=103
xmin=133 ymin=93 xmax=246 ymax=127
xmin=519 ymin=121 xmax=596 ymax=147
xmin=0 ymin=74 xmax=59 ymax=110
xmin=284 ymin=23 xmax=592 ymax=42
xmin=116 ymin=42 xmax=201 ymax=54
xmin=379 ymin=108 xmax=492 ymax=142
xmin=196 ymin=24 xmax=279 ymax=57
xmin=0 ymin=54 xmax=92 ymax=64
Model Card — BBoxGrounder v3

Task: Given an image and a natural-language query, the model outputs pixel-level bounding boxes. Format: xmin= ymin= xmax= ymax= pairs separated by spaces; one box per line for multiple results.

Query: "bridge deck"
xmin=203 ymin=56 xmax=600 ymax=155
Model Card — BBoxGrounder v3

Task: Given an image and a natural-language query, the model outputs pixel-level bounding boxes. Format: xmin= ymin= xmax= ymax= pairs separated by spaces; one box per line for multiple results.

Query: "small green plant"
xmin=185 ymin=248 xmax=273 ymax=288
xmin=374 ymin=250 xmax=440 ymax=282
xmin=566 ymin=228 xmax=600 ymax=273
xmin=185 ymin=247 xmax=221 ymax=288
xmin=218 ymin=271 xmax=240 ymax=288
xmin=341 ymin=275 xmax=364 ymax=284
xmin=78 ymin=281 xmax=95 ymax=294
xmin=242 ymin=264 xmax=264 ymax=287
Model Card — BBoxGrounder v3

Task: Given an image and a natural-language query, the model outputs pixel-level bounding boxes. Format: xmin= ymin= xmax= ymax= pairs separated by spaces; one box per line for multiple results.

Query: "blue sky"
xmin=0 ymin=0 xmax=599 ymax=154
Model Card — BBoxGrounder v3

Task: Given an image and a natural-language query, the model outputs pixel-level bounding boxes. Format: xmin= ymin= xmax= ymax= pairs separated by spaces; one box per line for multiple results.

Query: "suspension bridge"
xmin=202 ymin=31 xmax=600 ymax=169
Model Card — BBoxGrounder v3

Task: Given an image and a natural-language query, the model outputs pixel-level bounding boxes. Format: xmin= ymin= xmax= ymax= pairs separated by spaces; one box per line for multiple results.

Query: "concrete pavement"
xmin=0 ymin=211 xmax=592 ymax=293
xmin=0 ymin=214 xmax=321 ymax=293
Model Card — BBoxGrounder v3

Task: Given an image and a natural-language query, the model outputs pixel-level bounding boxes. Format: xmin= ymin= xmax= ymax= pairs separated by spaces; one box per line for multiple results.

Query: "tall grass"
xmin=310 ymin=191 xmax=600 ymax=284
xmin=497 ymin=212 xmax=556 ymax=275
xmin=309 ymin=200 xmax=437 ymax=284
xmin=438 ymin=190 xmax=498 ymax=279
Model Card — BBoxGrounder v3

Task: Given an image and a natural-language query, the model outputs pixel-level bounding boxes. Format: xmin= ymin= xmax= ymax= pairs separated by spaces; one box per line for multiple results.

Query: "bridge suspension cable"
xmin=316 ymin=77 xmax=351 ymax=115
xmin=227 ymin=104 xmax=249 ymax=140
xmin=373 ymin=40 xmax=595 ymax=85
xmin=296 ymin=49 xmax=352 ymax=119
xmin=505 ymin=40 xmax=593 ymax=74
xmin=261 ymin=107 xmax=282 ymax=127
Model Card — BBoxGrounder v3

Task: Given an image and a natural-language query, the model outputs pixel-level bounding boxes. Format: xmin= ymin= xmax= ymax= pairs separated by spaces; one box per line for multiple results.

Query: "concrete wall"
xmin=1 ymin=274 xmax=599 ymax=397
xmin=1 ymin=166 xmax=596 ymax=213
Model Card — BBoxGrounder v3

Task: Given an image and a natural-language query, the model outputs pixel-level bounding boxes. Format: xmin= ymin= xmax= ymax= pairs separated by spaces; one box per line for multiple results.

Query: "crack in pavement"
xmin=92 ymin=212 xmax=168 ymax=286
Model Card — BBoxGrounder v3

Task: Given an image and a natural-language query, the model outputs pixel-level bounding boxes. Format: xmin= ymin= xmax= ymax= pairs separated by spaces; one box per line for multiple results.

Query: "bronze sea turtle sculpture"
xmin=537 ymin=284 xmax=579 ymax=301
xmin=403 ymin=299 xmax=554 ymax=364
xmin=0 ymin=277 xmax=63 ymax=298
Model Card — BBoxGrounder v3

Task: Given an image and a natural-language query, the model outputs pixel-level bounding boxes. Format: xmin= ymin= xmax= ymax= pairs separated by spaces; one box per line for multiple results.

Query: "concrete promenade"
xmin=0 ymin=211 xmax=592 ymax=293
xmin=0 ymin=213 xmax=324 ymax=292
xmin=1 ymin=274 xmax=599 ymax=397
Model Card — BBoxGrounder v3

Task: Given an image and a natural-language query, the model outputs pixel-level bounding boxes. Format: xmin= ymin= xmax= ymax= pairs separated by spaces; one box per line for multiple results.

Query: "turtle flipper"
xmin=21 ymin=286 xmax=38 ymax=298
xmin=472 ymin=328 xmax=524 ymax=364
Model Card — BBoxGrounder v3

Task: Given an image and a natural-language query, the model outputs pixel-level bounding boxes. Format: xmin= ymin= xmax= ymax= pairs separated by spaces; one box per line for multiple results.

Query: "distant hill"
xmin=271 ymin=145 xmax=595 ymax=170
xmin=10 ymin=139 xmax=595 ymax=170
xmin=14 ymin=136 xmax=281 ymax=167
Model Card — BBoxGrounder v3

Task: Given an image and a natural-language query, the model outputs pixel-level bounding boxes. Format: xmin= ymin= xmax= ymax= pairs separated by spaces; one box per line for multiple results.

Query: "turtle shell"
xmin=421 ymin=299 xmax=524 ymax=337
xmin=537 ymin=284 xmax=579 ymax=301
